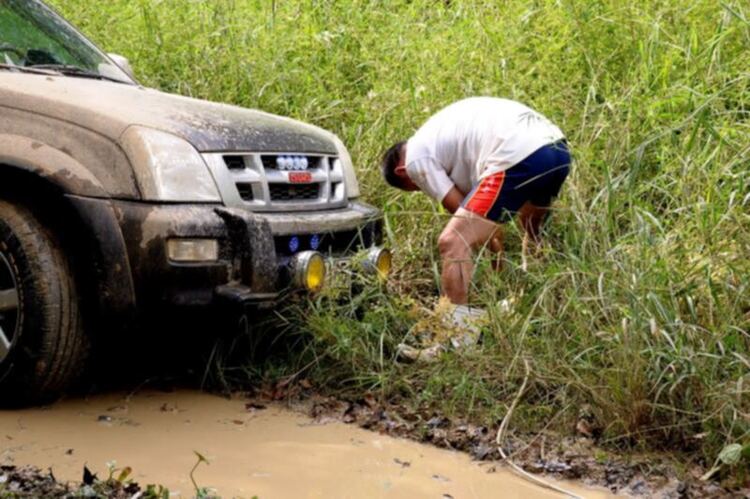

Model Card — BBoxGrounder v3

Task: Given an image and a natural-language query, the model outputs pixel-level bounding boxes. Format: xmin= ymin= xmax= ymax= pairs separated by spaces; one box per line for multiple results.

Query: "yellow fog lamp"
xmin=291 ymin=251 xmax=327 ymax=292
xmin=364 ymin=247 xmax=392 ymax=280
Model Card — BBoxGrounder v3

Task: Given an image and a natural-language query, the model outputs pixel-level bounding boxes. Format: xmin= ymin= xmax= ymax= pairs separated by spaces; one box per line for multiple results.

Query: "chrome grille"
xmin=203 ymin=152 xmax=347 ymax=212
xmin=236 ymin=182 xmax=255 ymax=201
xmin=270 ymin=183 xmax=320 ymax=201
xmin=261 ymin=155 xmax=324 ymax=170
xmin=224 ymin=156 xmax=245 ymax=170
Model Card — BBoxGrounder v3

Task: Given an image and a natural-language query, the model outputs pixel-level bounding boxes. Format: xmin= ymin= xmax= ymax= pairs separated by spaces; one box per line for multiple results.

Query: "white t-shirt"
xmin=405 ymin=97 xmax=565 ymax=202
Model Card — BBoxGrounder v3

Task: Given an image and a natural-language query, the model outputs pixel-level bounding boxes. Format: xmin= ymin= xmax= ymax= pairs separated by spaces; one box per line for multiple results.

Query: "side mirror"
xmin=107 ymin=53 xmax=136 ymax=80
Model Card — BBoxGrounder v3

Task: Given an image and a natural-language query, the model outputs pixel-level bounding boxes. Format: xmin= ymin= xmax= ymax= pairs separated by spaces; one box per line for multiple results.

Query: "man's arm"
xmin=441 ymin=187 xmax=464 ymax=214
xmin=407 ymin=158 xmax=455 ymax=205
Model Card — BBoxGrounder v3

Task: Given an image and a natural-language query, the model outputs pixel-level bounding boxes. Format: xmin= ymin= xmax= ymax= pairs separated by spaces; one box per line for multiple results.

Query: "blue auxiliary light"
xmin=310 ymin=234 xmax=321 ymax=251
xmin=288 ymin=236 xmax=300 ymax=253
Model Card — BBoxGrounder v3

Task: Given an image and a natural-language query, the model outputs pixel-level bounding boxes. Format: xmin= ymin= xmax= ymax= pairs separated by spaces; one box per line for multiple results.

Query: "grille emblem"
xmin=276 ymin=155 xmax=309 ymax=171
xmin=289 ymin=172 xmax=313 ymax=183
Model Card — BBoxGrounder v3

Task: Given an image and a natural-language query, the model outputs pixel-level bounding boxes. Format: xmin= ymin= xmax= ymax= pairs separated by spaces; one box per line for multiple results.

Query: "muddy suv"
xmin=0 ymin=0 xmax=390 ymax=403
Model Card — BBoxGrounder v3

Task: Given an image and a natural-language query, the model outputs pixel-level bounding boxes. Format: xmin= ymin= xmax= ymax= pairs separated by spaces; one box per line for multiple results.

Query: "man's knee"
xmin=438 ymin=229 xmax=470 ymax=260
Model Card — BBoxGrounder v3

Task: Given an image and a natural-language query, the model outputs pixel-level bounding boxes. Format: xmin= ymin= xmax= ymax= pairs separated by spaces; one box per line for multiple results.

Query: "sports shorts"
xmin=461 ymin=140 xmax=571 ymax=222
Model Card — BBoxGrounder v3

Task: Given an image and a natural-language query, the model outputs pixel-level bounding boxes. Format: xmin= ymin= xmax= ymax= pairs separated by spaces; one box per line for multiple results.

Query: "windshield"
xmin=0 ymin=0 xmax=133 ymax=83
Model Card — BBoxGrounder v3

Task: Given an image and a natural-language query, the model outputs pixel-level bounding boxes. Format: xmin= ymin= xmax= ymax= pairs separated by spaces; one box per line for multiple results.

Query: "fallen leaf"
xmin=470 ymin=443 xmax=494 ymax=461
xmin=394 ymin=458 xmax=411 ymax=468
xmin=426 ymin=416 xmax=448 ymax=429
xmin=576 ymin=419 xmax=593 ymax=438
xmin=718 ymin=443 xmax=743 ymax=466
xmin=363 ymin=393 xmax=378 ymax=409
xmin=116 ymin=466 xmax=132 ymax=483
xmin=342 ymin=403 xmax=356 ymax=424
xmin=82 ymin=466 xmax=96 ymax=485
xmin=159 ymin=403 xmax=178 ymax=413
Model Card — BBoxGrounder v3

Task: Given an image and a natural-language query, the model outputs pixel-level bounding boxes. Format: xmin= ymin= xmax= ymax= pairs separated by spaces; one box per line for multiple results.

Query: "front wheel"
xmin=0 ymin=200 xmax=89 ymax=405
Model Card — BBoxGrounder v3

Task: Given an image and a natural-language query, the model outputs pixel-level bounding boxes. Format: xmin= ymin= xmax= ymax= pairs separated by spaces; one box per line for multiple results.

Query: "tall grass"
xmin=52 ymin=0 xmax=750 ymax=470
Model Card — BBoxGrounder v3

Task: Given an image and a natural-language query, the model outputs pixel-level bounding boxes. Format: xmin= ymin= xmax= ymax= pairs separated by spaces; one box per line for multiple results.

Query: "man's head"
xmin=381 ymin=141 xmax=419 ymax=191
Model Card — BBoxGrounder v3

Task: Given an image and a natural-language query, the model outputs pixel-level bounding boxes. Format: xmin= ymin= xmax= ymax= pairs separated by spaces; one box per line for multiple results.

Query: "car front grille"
xmin=269 ymin=183 xmax=320 ymax=201
xmin=202 ymin=153 xmax=347 ymax=212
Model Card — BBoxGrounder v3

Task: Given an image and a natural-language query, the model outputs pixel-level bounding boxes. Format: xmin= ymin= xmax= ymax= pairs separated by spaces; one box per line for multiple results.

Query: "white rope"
xmin=495 ymin=358 xmax=584 ymax=499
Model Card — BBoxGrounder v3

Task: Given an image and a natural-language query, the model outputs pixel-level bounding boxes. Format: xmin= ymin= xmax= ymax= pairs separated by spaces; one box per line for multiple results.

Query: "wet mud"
xmin=0 ymin=390 xmax=612 ymax=498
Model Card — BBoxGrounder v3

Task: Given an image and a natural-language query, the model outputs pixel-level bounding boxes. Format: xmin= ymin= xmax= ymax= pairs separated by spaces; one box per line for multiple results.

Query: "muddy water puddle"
xmin=0 ymin=390 xmax=613 ymax=498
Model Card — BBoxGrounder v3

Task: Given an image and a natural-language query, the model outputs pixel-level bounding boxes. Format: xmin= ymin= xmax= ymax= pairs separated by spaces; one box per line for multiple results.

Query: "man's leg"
xmin=518 ymin=201 xmax=549 ymax=245
xmin=438 ymin=208 xmax=501 ymax=304
xmin=518 ymin=202 xmax=549 ymax=270
xmin=517 ymin=143 xmax=571 ymax=256
xmin=490 ymin=231 xmax=504 ymax=272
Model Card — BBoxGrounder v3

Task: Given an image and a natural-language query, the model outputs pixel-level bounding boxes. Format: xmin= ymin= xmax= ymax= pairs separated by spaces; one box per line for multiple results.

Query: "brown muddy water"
xmin=0 ymin=390 xmax=614 ymax=498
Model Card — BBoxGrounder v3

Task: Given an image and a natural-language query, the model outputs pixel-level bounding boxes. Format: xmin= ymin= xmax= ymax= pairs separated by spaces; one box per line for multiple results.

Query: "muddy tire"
xmin=0 ymin=200 xmax=89 ymax=406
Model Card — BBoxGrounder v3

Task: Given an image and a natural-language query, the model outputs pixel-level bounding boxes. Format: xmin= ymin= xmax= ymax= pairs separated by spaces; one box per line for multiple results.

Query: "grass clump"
xmin=51 ymin=0 xmax=750 ymax=477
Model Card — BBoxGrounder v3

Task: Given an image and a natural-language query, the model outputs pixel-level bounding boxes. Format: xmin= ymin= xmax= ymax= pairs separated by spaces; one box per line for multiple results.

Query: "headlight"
xmin=364 ymin=247 xmax=392 ymax=280
xmin=291 ymin=251 xmax=327 ymax=292
xmin=120 ymin=126 xmax=221 ymax=202
xmin=330 ymin=135 xmax=360 ymax=199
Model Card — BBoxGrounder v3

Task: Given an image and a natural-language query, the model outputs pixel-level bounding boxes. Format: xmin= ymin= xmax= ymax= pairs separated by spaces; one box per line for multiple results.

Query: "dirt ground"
xmin=1 ymin=385 xmax=747 ymax=498
xmin=286 ymin=391 xmax=748 ymax=499
xmin=0 ymin=389 xmax=610 ymax=499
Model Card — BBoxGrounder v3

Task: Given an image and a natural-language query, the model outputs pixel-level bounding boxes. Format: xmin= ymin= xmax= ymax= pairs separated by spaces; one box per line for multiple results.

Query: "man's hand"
xmin=441 ymin=187 xmax=464 ymax=214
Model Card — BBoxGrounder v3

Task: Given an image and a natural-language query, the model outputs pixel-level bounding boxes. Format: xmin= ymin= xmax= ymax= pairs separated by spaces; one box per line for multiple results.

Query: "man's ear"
xmin=394 ymin=164 xmax=408 ymax=177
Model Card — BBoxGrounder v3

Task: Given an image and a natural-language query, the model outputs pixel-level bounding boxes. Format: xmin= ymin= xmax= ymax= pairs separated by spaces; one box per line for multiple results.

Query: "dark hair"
xmin=381 ymin=141 xmax=406 ymax=188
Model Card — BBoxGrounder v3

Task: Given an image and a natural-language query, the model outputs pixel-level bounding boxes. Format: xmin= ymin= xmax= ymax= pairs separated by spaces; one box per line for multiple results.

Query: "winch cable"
xmin=495 ymin=357 xmax=584 ymax=499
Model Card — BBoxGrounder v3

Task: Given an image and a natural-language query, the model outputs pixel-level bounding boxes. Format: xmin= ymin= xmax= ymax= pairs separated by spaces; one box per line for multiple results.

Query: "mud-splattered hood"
xmin=0 ymin=73 xmax=337 ymax=154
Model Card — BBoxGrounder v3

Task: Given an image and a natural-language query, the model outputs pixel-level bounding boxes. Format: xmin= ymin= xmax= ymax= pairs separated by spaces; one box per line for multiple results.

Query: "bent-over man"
xmin=382 ymin=96 xmax=570 ymax=316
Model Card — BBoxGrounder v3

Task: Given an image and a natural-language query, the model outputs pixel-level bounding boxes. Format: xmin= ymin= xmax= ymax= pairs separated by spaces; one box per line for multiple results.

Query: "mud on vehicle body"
xmin=0 ymin=0 xmax=390 ymax=404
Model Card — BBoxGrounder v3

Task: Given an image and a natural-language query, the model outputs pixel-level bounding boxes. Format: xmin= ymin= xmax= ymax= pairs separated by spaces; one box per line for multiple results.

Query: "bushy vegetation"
xmin=53 ymin=0 xmax=749 ymax=473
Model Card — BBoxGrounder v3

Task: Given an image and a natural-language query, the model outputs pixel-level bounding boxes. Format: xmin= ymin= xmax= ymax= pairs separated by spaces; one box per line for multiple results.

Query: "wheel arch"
xmin=0 ymin=133 xmax=110 ymax=197
xmin=0 ymin=157 xmax=137 ymax=337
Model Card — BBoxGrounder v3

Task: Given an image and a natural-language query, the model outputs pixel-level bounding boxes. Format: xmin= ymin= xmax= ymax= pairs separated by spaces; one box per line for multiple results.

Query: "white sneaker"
xmin=450 ymin=304 xmax=487 ymax=326
xmin=447 ymin=305 xmax=487 ymax=349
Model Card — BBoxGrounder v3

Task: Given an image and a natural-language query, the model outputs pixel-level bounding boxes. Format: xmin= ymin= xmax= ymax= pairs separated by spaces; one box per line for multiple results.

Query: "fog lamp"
xmin=167 ymin=239 xmax=219 ymax=263
xmin=364 ymin=247 xmax=392 ymax=280
xmin=291 ymin=251 xmax=327 ymax=292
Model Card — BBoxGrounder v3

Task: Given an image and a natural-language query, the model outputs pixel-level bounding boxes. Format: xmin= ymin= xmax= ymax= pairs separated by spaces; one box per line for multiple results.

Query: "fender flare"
xmin=0 ymin=134 xmax=137 ymax=333
xmin=0 ymin=134 xmax=108 ymax=197
xmin=65 ymin=195 xmax=138 ymax=332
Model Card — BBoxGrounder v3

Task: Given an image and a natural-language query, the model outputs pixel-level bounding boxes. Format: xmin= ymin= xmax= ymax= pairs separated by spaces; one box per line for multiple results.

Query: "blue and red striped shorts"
xmin=462 ymin=141 xmax=571 ymax=222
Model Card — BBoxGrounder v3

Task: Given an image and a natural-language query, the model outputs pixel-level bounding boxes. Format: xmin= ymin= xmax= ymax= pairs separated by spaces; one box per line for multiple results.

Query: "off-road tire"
xmin=0 ymin=200 xmax=89 ymax=406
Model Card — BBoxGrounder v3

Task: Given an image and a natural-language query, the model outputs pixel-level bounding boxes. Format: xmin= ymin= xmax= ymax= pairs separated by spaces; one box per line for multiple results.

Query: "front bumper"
xmin=113 ymin=200 xmax=382 ymax=311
